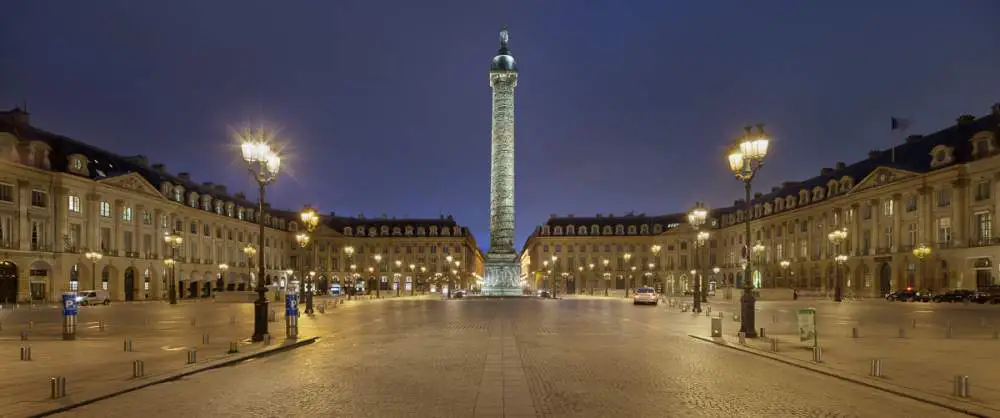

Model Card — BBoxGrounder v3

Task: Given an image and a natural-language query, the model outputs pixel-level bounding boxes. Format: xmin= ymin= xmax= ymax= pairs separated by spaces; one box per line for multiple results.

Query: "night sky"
xmin=3 ymin=2 xmax=1000 ymax=251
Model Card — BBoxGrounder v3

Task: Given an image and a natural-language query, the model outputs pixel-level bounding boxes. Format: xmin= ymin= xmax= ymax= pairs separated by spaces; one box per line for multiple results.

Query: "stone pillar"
xmin=952 ymin=179 xmax=968 ymax=246
xmin=17 ymin=180 xmax=30 ymax=251
xmin=850 ymin=203 xmax=861 ymax=256
xmin=56 ymin=187 xmax=70 ymax=252
xmin=86 ymin=192 xmax=100 ymax=251
xmin=891 ymin=193 xmax=903 ymax=253
xmin=870 ymin=199 xmax=881 ymax=254
xmin=113 ymin=199 xmax=124 ymax=255
xmin=918 ymin=186 xmax=933 ymax=245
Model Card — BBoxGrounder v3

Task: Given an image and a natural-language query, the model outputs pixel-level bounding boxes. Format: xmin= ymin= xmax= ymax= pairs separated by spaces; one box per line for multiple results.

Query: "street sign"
xmin=797 ymin=308 xmax=817 ymax=347
xmin=285 ymin=293 xmax=298 ymax=317
xmin=62 ymin=293 xmax=78 ymax=316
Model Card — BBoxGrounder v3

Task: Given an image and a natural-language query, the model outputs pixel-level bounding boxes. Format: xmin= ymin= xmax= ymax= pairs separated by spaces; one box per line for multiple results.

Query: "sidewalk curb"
xmin=29 ymin=335 xmax=319 ymax=418
xmin=689 ymin=334 xmax=995 ymax=418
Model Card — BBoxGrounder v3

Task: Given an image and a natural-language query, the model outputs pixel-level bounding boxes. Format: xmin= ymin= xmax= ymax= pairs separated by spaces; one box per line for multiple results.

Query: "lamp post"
xmin=651 ymin=244 xmax=662 ymax=292
xmin=587 ymin=263 xmax=595 ymax=295
xmin=712 ymin=266 xmax=721 ymax=298
xmin=454 ymin=260 xmax=462 ymax=293
xmin=298 ymin=206 xmax=320 ymax=314
xmin=343 ymin=246 xmax=355 ymax=299
xmin=242 ymin=244 xmax=256 ymax=291
xmin=602 ymin=259 xmax=610 ymax=296
xmin=163 ymin=232 xmax=183 ymax=304
xmin=726 ymin=123 xmax=771 ymax=339
xmin=751 ymin=243 xmax=765 ymax=290
xmin=542 ymin=260 xmax=549 ymax=294
xmin=374 ymin=254 xmax=383 ymax=299
xmin=623 ymin=253 xmax=632 ymax=297
xmin=577 ymin=266 xmax=584 ymax=294
xmin=828 ymin=229 xmax=848 ymax=302
xmin=218 ymin=263 xmax=229 ymax=293
xmin=163 ymin=258 xmax=175 ymax=302
xmin=408 ymin=263 xmax=416 ymax=296
xmin=367 ymin=267 xmax=374 ymax=295
xmin=445 ymin=255 xmax=453 ymax=298
xmin=85 ymin=251 xmax=102 ymax=292
xmin=779 ymin=260 xmax=791 ymax=289
xmin=420 ymin=266 xmax=427 ymax=293
xmin=239 ymin=127 xmax=282 ymax=342
xmin=394 ymin=260 xmax=402 ymax=297
xmin=550 ymin=255 xmax=559 ymax=298
xmin=688 ymin=202 xmax=709 ymax=310
xmin=912 ymin=244 xmax=932 ymax=290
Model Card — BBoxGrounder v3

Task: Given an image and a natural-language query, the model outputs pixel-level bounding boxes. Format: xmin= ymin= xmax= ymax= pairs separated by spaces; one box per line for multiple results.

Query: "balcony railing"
xmin=125 ymin=251 xmax=140 ymax=258
xmin=875 ymin=247 xmax=891 ymax=255
xmin=30 ymin=243 xmax=53 ymax=252
xmin=969 ymin=237 xmax=1000 ymax=248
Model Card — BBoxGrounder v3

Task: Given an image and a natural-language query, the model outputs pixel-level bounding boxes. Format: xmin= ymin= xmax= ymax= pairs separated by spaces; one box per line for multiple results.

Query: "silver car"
xmin=633 ymin=287 xmax=658 ymax=305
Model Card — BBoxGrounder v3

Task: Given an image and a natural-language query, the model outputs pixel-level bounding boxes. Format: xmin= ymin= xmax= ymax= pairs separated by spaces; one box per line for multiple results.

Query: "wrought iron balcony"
xmin=969 ymin=238 xmax=1000 ymax=248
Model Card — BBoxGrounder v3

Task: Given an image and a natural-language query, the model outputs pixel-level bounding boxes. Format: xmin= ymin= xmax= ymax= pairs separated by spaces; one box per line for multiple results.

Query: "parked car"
xmin=538 ymin=290 xmax=551 ymax=298
xmin=76 ymin=290 xmax=110 ymax=306
xmin=633 ymin=287 xmax=658 ymax=305
xmin=932 ymin=289 xmax=977 ymax=303
xmin=886 ymin=289 xmax=918 ymax=302
xmin=453 ymin=290 xmax=465 ymax=299
xmin=973 ymin=286 xmax=1000 ymax=304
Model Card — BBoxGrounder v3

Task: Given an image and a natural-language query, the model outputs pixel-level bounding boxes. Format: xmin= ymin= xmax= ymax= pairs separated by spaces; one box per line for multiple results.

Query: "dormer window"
xmin=417 ymin=226 xmax=426 ymax=236
xmin=775 ymin=199 xmax=784 ymax=212
xmin=566 ymin=225 xmax=575 ymax=235
xmin=798 ymin=190 xmax=810 ymax=205
xmin=392 ymin=227 xmax=402 ymax=236
xmin=627 ymin=225 xmax=636 ymax=235
xmin=188 ymin=192 xmax=198 ymax=208
xmin=578 ymin=225 xmax=587 ymax=236
xmin=827 ymin=181 xmax=839 ymax=195
xmin=602 ymin=226 xmax=612 ymax=235
xmin=764 ymin=202 xmax=773 ymax=215
xmin=369 ymin=227 xmax=378 ymax=237
xmin=786 ymin=196 xmax=796 ymax=209
xmin=591 ymin=225 xmax=599 ymax=235
xmin=344 ymin=227 xmax=353 ymax=236
xmin=405 ymin=226 xmax=414 ymax=236
xmin=615 ymin=225 xmax=625 ymax=235
xmin=541 ymin=225 xmax=551 ymax=235
xmin=812 ymin=187 xmax=825 ymax=201
xmin=971 ymin=131 xmax=997 ymax=159
xmin=429 ymin=226 xmax=438 ymax=236
xmin=640 ymin=224 xmax=648 ymax=234
xmin=929 ymin=145 xmax=955 ymax=168
xmin=653 ymin=224 xmax=663 ymax=234
xmin=553 ymin=226 xmax=563 ymax=235
xmin=442 ymin=227 xmax=451 ymax=236
xmin=173 ymin=186 xmax=184 ymax=202
xmin=380 ymin=225 xmax=389 ymax=235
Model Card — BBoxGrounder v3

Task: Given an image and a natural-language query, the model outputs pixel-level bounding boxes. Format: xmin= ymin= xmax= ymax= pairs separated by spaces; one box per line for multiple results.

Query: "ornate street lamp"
xmin=602 ymin=258 xmax=610 ymax=296
xmin=419 ymin=266 xmax=427 ymax=293
xmin=297 ymin=205 xmax=320 ymax=314
xmin=828 ymin=229 xmax=848 ymax=301
xmin=549 ymin=255 xmax=559 ymax=298
xmin=651 ymin=244 xmax=662 ymax=292
xmin=912 ymin=244 xmax=932 ymax=290
xmin=239 ymin=127 xmax=282 ymax=342
xmin=587 ymin=263 xmax=595 ymax=295
xmin=85 ymin=251 xmax=103 ymax=292
xmin=218 ymin=263 xmax=229 ymax=292
xmin=343 ymin=246 xmax=355 ymax=299
xmin=394 ymin=260 xmax=403 ymax=297
xmin=622 ymin=253 xmax=633 ymax=297
xmin=726 ymin=123 xmax=771 ymax=338
xmin=163 ymin=231 xmax=183 ymax=304
xmin=163 ymin=258 xmax=175 ymax=301
xmin=408 ymin=263 xmax=416 ymax=296
xmin=779 ymin=260 xmax=791 ymax=288
xmin=374 ymin=254 xmax=383 ymax=299
xmin=242 ymin=244 xmax=257 ymax=291
xmin=688 ymin=202 xmax=709 ymax=311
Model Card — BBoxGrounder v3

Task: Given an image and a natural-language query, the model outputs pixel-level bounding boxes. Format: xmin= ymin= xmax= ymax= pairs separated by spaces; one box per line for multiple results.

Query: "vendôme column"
xmin=483 ymin=27 xmax=522 ymax=296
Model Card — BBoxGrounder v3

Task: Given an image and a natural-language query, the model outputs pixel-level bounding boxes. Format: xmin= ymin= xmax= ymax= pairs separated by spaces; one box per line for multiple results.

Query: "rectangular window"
xmin=0 ymin=184 xmax=13 ymax=202
xmin=884 ymin=226 xmax=893 ymax=249
xmin=937 ymin=217 xmax=952 ymax=245
xmin=68 ymin=195 xmax=82 ymax=213
xmin=143 ymin=211 xmax=152 ymax=225
xmin=976 ymin=212 xmax=992 ymax=242
xmin=975 ymin=181 xmax=991 ymax=201
xmin=882 ymin=200 xmax=894 ymax=217
xmin=907 ymin=223 xmax=917 ymax=246
xmin=906 ymin=196 xmax=917 ymax=212
xmin=161 ymin=215 xmax=169 ymax=229
xmin=99 ymin=201 xmax=111 ymax=217
xmin=937 ymin=189 xmax=951 ymax=207
xmin=124 ymin=231 xmax=134 ymax=252
xmin=30 ymin=190 xmax=47 ymax=208
xmin=121 ymin=207 xmax=133 ymax=222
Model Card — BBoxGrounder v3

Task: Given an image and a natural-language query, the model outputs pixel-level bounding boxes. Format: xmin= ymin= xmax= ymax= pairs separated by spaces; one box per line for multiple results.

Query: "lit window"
xmin=122 ymin=207 xmax=133 ymax=222
xmin=99 ymin=201 xmax=111 ymax=217
xmin=68 ymin=195 xmax=81 ymax=213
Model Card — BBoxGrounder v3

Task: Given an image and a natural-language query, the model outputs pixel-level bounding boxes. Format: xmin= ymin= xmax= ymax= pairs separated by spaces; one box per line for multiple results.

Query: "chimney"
xmin=820 ymin=167 xmax=834 ymax=176
xmin=177 ymin=172 xmax=191 ymax=182
xmin=234 ymin=192 xmax=246 ymax=200
xmin=905 ymin=134 xmax=923 ymax=143
xmin=549 ymin=213 xmax=557 ymax=219
xmin=771 ymin=186 xmax=780 ymax=193
xmin=992 ymin=103 xmax=1000 ymax=116
xmin=152 ymin=163 xmax=166 ymax=173
xmin=957 ymin=114 xmax=976 ymax=125
xmin=213 ymin=184 xmax=227 ymax=194
xmin=202 ymin=182 xmax=214 ymax=189
xmin=868 ymin=150 xmax=881 ymax=160
xmin=2 ymin=107 xmax=30 ymax=125
xmin=835 ymin=162 xmax=846 ymax=170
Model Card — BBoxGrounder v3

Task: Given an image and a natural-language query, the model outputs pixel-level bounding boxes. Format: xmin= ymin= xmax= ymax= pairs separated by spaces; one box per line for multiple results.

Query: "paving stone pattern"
xmin=47 ymin=297 xmax=962 ymax=418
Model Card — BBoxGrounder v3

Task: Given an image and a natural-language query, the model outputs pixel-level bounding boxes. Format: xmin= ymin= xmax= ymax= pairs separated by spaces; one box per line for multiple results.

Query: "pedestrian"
xmin=792 ymin=288 xmax=799 ymax=300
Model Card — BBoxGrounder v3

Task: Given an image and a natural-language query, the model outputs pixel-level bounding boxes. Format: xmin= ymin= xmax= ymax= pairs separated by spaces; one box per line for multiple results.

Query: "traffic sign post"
xmin=285 ymin=293 xmax=299 ymax=339
xmin=61 ymin=293 xmax=78 ymax=341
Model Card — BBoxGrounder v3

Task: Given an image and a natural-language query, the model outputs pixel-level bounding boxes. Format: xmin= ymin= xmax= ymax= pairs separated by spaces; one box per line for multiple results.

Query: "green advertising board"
xmin=797 ymin=308 xmax=817 ymax=348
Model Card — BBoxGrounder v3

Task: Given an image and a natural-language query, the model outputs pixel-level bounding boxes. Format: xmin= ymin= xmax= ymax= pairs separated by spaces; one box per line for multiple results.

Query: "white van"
xmin=76 ymin=290 xmax=111 ymax=306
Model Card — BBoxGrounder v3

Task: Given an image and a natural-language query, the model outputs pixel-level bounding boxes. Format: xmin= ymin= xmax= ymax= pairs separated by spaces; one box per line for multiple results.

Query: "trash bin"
xmin=711 ymin=317 xmax=722 ymax=337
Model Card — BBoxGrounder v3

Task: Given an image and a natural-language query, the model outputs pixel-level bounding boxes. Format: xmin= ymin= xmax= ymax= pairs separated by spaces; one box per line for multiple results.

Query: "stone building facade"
xmin=522 ymin=105 xmax=1000 ymax=298
xmin=0 ymin=107 xmax=482 ymax=302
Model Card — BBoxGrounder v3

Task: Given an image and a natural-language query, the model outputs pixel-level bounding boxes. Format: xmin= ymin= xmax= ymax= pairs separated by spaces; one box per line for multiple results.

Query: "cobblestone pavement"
xmin=53 ymin=298 xmax=963 ymax=418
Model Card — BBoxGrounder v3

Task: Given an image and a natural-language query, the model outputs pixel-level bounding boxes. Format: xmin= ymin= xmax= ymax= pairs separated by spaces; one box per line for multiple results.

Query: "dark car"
xmin=973 ymin=286 xmax=1000 ymax=304
xmin=538 ymin=290 xmax=551 ymax=298
xmin=886 ymin=290 xmax=918 ymax=302
xmin=453 ymin=290 xmax=465 ymax=299
xmin=932 ymin=289 xmax=976 ymax=303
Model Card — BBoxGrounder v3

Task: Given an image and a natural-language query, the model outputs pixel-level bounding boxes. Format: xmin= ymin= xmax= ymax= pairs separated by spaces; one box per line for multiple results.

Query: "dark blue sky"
xmin=3 ymin=1 xmax=1000 ymax=250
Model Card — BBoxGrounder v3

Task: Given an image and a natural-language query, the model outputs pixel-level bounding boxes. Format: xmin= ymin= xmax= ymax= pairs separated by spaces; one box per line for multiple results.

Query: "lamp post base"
xmin=834 ymin=285 xmax=843 ymax=302
xmin=692 ymin=290 xmax=702 ymax=313
xmin=251 ymin=297 xmax=270 ymax=342
xmin=305 ymin=292 xmax=314 ymax=314
xmin=738 ymin=289 xmax=758 ymax=338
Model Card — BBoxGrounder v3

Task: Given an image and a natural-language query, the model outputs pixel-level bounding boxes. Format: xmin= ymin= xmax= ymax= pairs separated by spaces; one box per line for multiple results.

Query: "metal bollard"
xmin=738 ymin=331 xmax=746 ymax=345
xmin=132 ymin=360 xmax=145 ymax=378
xmin=186 ymin=349 xmax=197 ymax=364
xmin=0 ymin=320 xmax=3 ymax=330
xmin=706 ymin=306 xmax=712 ymax=315
xmin=20 ymin=345 xmax=31 ymax=361
xmin=870 ymin=359 xmax=883 ymax=377
xmin=945 ymin=326 xmax=953 ymax=339
xmin=981 ymin=317 xmax=988 ymax=328
xmin=263 ymin=334 xmax=272 ymax=345
xmin=99 ymin=320 xmax=106 ymax=331
xmin=20 ymin=330 xmax=27 ymax=341
xmin=202 ymin=333 xmax=210 ymax=345
xmin=812 ymin=346 xmax=823 ymax=363
xmin=993 ymin=328 xmax=999 ymax=339
xmin=190 ymin=319 xmax=197 ymax=327
xmin=50 ymin=376 xmax=66 ymax=399
xmin=711 ymin=317 xmax=722 ymax=337
xmin=953 ymin=375 xmax=970 ymax=398
xmin=228 ymin=341 xmax=239 ymax=354
xmin=229 ymin=315 xmax=236 ymax=325
xmin=852 ymin=327 xmax=859 ymax=338
xmin=124 ymin=338 xmax=133 ymax=352
xmin=27 ymin=321 xmax=33 ymax=330
xmin=897 ymin=327 xmax=906 ymax=338
xmin=769 ymin=338 xmax=779 ymax=352
xmin=318 ymin=305 xmax=325 ymax=314
xmin=759 ymin=328 xmax=766 ymax=339
xmin=912 ymin=319 xmax=917 ymax=329
xmin=772 ymin=314 xmax=777 ymax=324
